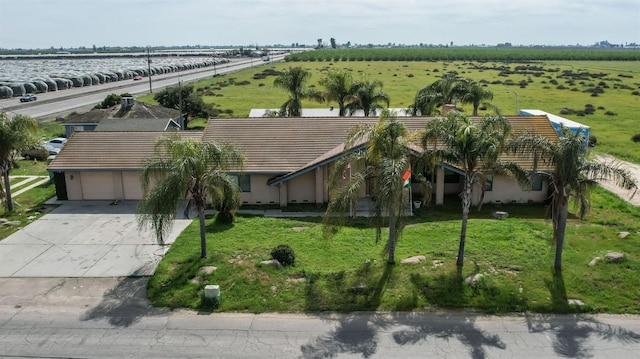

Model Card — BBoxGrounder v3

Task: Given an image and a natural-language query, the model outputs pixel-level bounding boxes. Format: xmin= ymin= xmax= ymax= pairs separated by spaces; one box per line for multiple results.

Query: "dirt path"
xmin=596 ymin=155 xmax=640 ymax=206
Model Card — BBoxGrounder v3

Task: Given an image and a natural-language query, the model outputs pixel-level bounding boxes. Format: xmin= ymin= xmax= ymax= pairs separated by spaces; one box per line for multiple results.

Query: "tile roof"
xmin=50 ymin=115 xmax=558 ymax=174
xmin=47 ymin=131 xmax=203 ymax=171
xmin=63 ymin=103 xmax=180 ymax=125
xmin=95 ymin=118 xmax=178 ymax=132
xmin=203 ymin=115 xmax=557 ymax=174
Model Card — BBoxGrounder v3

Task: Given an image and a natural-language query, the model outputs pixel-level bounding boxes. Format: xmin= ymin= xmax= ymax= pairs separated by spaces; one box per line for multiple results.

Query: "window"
xmin=232 ymin=175 xmax=251 ymax=192
xmin=485 ymin=174 xmax=493 ymax=191
xmin=531 ymin=174 xmax=543 ymax=191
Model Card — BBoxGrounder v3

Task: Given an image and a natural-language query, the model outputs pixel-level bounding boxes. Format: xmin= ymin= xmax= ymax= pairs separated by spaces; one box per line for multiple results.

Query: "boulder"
xmin=588 ymin=257 xmax=601 ymax=267
xmin=401 ymin=255 xmax=426 ymax=264
xmin=605 ymin=252 xmax=625 ymax=263
xmin=465 ymin=273 xmax=484 ymax=286
xmin=261 ymin=259 xmax=282 ymax=268
xmin=568 ymin=299 xmax=585 ymax=306
xmin=198 ymin=266 xmax=217 ymax=275
xmin=618 ymin=232 xmax=630 ymax=239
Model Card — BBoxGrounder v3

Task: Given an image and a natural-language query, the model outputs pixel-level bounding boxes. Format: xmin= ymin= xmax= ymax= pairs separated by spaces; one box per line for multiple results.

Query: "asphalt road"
xmin=0 ymin=277 xmax=639 ymax=358
xmin=0 ymin=54 xmax=285 ymax=121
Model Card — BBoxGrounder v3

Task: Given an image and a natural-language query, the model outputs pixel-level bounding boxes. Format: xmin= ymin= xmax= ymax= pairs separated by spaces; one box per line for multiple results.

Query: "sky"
xmin=1 ymin=0 xmax=639 ymax=49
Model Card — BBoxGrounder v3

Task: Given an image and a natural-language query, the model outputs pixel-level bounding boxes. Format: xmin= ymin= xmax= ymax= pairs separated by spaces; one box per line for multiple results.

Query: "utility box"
xmin=204 ymin=285 xmax=220 ymax=299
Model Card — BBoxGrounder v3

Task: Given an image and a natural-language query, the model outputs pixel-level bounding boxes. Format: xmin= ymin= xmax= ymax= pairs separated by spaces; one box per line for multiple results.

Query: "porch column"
xmin=436 ymin=166 xmax=444 ymax=205
xmin=315 ymin=167 xmax=324 ymax=206
xmin=278 ymin=183 xmax=288 ymax=207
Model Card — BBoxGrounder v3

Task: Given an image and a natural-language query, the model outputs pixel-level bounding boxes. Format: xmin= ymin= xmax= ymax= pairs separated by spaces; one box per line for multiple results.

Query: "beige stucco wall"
xmin=240 ymin=174 xmax=280 ymax=205
xmin=65 ymin=172 xmax=83 ymax=200
xmin=287 ymin=171 xmax=316 ymax=204
xmin=473 ymin=175 xmax=548 ymax=205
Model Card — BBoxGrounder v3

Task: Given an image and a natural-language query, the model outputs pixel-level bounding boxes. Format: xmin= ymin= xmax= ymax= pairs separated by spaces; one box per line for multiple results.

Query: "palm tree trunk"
xmin=2 ymin=171 xmax=13 ymax=212
xmin=472 ymin=104 xmax=479 ymax=117
xmin=457 ymin=175 xmax=473 ymax=267
xmin=387 ymin=213 xmax=396 ymax=264
xmin=198 ymin=206 xmax=207 ymax=258
xmin=554 ymin=196 xmax=569 ymax=271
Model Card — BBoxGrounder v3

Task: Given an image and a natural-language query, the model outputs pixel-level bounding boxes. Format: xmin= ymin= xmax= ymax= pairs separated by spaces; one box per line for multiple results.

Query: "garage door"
xmin=81 ymin=172 xmax=116 ymax=200
xmin=122 ymin=172 xmax=143 ymax=200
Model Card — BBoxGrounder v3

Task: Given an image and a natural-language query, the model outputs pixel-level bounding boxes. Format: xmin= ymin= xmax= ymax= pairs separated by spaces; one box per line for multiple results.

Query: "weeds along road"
xmin=0 ymin=54 xmax=285 ymax=122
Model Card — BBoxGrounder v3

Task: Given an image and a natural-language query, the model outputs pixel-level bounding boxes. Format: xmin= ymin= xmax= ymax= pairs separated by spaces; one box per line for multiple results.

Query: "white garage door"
xmin=122 ymin=172 xmax=143 ymax=200
xmin=81 ymin=172 xmax=116 ymax=200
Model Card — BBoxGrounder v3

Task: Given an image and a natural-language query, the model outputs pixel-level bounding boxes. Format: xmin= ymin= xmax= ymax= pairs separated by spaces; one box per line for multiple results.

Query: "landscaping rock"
xmin=588 ymin=257 xmax=601 ymax=267
xmin=261 ymin=259 xmax=282 ymax=268
xmin=198 ymin=266 xmax=217 ymax=275
xmin=618 ymin=231 xmax=630 ymax=239
xmin=189 ymin=277 xmax=204 ymax=285
xmin=2 ymin=220 xmax=21 ymax=226
xmin=290 ymin=227 xmax=308 ymax=232
xmin=465 ymin=273 xmax=484 ymax=286
xmin=493 ymin=211 xmax=509 ymax=220
xmin=605 ymin=252 xmax=625 ymax=263
xmin=568 ymin=299 xmax=585 ymax=306
xmin=401 ymin=255 xmax=426 ymax=264
xmin=432 ymin=260 xmax=444 ymax=268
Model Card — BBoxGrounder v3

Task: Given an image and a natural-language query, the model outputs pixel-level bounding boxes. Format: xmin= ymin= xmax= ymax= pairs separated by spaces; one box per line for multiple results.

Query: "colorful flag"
xmin=342 ymin=163 xmax=351 ymax=180
xmin=402 ymin=168 xmax=411 ymax=188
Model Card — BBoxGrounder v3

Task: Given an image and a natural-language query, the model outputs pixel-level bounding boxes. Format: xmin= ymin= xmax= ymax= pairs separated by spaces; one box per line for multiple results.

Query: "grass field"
xmin=139 ymin=59 xmax=640 ymax=163
xmin=148 ymin=187 xmax=640 ymax=314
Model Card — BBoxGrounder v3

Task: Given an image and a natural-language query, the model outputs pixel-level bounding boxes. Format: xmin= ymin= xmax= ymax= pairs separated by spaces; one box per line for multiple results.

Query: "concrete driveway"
xmin=0 ymin=200 xmax=191 ymax=277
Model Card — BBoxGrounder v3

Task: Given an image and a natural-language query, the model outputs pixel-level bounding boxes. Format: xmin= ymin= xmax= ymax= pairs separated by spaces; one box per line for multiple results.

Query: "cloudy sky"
xmin=1 ymin=0 xmax=638 ymax=49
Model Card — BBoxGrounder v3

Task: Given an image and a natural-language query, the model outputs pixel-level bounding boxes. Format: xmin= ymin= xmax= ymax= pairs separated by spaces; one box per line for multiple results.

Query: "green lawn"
xmin=0 ymin=182 xmax=55 ymax=240
xmin=148 ymin=187 xmax=640 ymax=314
xmin=138 ymin=60 xmax=640 ymax=163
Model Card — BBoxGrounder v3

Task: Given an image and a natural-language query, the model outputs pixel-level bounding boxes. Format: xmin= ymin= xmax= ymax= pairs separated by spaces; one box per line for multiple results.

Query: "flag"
xmin=402 ymin=168 xmax=411 ymax=188
xmin=342 ymin=163 xmax=351 ymax=180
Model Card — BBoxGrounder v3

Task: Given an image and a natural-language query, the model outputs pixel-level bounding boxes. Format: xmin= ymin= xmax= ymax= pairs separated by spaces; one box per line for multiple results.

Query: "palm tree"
xmin=418 ymin=111 xmax=528 ymax=267
xmin=273 ymin=66 xmax=320 ymax=117
xmin=136 ymin=136 xmax=244 ymax=259
xmin=408 ymin=83 xmax=440 ymax=116
xmin=409 ymin=73 xmax=463 ymax=116
xmin=324 ymin=110 xmax=411 ymax=264
xmin=346 ymin=79 xmax=390 ymax=117
xmin=507 ymin=127 xmax=637 ymax=271
xmin=458 ymin=79 xmax=494 ymax=116
xmin=0 ymin=112 xmax=38 ymax=212
xmin=318 ymin=69 xmax=354 ymax=116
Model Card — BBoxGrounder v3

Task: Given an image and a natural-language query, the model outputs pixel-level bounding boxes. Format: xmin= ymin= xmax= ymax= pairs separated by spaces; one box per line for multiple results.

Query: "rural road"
xmin=0 ymin=277 xmax=639 ymax=358
xmin=0 ymin=54 xmax=286 ymax=121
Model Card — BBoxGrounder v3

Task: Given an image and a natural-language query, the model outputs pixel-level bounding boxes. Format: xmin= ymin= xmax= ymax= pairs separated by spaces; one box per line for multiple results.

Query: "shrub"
xmin=270 ymin=245 xmax=296 ymax=266
xmin=94 ymin=93 xmax=121 ymax=109
xmin=632 ymin=134 xmax=640 ymax=143
xmin=604 ymin=111 xmax=617 ymax=116
xmin=588 ymin=135 xmax=597 ymax=147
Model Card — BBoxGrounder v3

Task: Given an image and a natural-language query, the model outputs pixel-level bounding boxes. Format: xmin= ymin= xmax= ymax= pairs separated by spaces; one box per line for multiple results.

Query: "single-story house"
xmin=62 ymin=97 xmax=183 ymax=137
xmin=48 ymin=113 xmax=559 ymax=206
